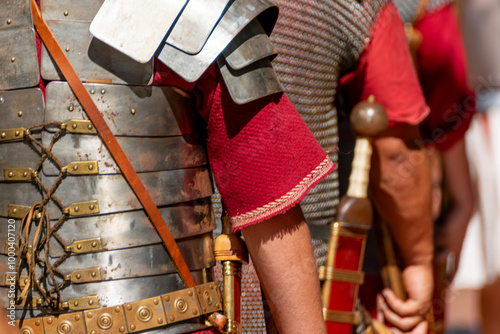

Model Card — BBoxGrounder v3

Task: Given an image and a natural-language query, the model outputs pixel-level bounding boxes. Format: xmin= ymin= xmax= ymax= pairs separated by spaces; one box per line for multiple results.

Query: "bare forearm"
xmin=242 ymin=205 xmax=326 ymax=334
xmin=370 ymin=124 xmax=433 ymax=267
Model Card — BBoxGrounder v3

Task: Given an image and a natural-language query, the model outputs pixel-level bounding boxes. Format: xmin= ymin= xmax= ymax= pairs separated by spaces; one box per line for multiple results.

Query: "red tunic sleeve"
xmin=154 ymin=61 xmax=334 ymax=231
xmin=339 ymin=2 xmax=429 ymax=126
xmin=415 ymin=4 xmax=475 ymax=152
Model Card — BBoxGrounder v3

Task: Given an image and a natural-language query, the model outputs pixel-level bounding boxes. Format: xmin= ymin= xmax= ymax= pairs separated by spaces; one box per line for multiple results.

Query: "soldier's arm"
xmin=370 ymin=124 xmax=433 ymax=333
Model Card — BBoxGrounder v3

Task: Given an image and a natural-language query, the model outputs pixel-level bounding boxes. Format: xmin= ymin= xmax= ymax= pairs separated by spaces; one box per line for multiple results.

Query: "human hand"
xmin=377 ymin=264 xmax=433 ymax=333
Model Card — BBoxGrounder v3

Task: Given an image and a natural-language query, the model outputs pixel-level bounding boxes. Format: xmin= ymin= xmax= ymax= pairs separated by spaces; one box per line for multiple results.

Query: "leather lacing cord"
xmin=14 ymin=121 xmax=75 ymax=311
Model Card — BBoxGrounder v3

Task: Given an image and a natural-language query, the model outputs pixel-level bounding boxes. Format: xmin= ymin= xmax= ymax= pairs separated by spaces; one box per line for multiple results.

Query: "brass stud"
xmin=88 ymin=164 xmax=94 ymax=170
xmin=24 ymin=278 xmax=28 ymax=284
xmin=91 ymin=271 xmax=96 ymax=277
xmin=65 ymin=47 xmax=70 ymax=52
xmin=88 ymin=124 xmax=93 ymax=130
xmin=8 ymin=172 xmax=14 ymax=178
xmin=68 ymin=105 xmax=74 ymax=111
xmin=130 ymin=109 xmax=136 ymax=115
xmin=76 ymin=273 xmax=81 ymax=279
xmin=76 ymin=244 xmax=82 ymax=250
xmin=90 ymin=204 xmax=95 ymax=211
xmin=18 ymin=111 xmax=23 ymax=117
xmin=64 ymin=11 xmax=69 ymax=16
xmin=91 ymin=331 xmax=96 ymax=334
xmin=157 ymin=317 xmax=163 ymax=324
xmin=74 ymin=206 xmax=80 ymax=213
xmin=47 ymin=317 xmax=53 ymax=324
xmin=87 ymin=312 xmax=93 ymax=318
xmin=188 ymin=290 xmax=193 ymax=297
xmin=59 ymin=322 xmax=71 ymax=333
xmin=15 ymin=130 xmax=20 ymax=136
xmin=153 ymin=298 xmax=159 ymax=305
xmin=7 ymin=19 xmax=12 ymax=24
xmin=1 ymin=133 xmax=6 ymax=138
xmin=210 ymin=284 xmax=214 ymax=290
xmin=22 ymin=330 xmax=31 ymax=334
xmin=35 ymin=320 xmax=41 ymax=326
xmin=164 ymin=296 xmax=170 ymax=302
xmin=127 ymin=304 xmax=132 ymax=311
xmin=89 ymin=299 xmax=94 ymax=305
xmin=192 ymin=309 xmax=198 ymax=315
xmin=75 ymin=314 xmax=80 ymax=320
xmin=130 ymin=324 xmax=136 ymax=331
xmin=119 ymin=326 xmax=125 ymax=333
xmin=73 ymin=165 xmax=79 ymax=171
xmin=115 ymin=306 xmax=121 ymax=313
xmin=12 ymin=208 xmax=17 ymax=214
xmin=11 ymin=57 xmax=15 ymax=62
xmin=203 ymin=307 xmax=207 ymax=312
xmin=91 ymin=241 xmax=97 ymax=247
xmin=23 ymin=171 xmax=28 ymax=177
xmin=72 ymin=123 xmax=78 ymax=129
xmin=169 ymin=315 xmax=175 ymax=322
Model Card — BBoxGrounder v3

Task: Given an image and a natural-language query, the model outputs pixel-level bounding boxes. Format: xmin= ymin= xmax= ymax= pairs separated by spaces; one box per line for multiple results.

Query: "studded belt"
xmin=16 ymin=282 xmax=223 ymax=334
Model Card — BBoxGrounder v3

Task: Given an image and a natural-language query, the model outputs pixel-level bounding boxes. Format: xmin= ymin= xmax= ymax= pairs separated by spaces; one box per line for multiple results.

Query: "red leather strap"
xmin=29 ymin=0 xmax=196 ymax=288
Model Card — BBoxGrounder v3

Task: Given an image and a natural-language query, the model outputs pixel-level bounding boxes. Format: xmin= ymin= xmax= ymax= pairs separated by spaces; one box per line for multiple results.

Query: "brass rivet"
xmin=15 ymin=130 xmax=20 ymax=136
xmin=164 ymin=296 xmax=170 ymax=302
xmin=101 ymin=89 xmax=105 ymax=94
xmin=64 ymin=11 xmax=68 ymax=16
xmin=47 ymin=317 xmax=53 ymax=324
xmin=24 ymin=278 xmax=28 ymax=284
xmin=127 ymin=304 xmax=132 ymax=311
xmin=60 ymin=323 xmax=71 ymax=333
xmin=197 ymin=288 xmax=201 ymax=294
xmin=7 ymin=19 xmax=12 ymax=24
xmin=75 ymin=314 xmax=80 ymax=321
xmin=91 ymin=271 xmax=96 ymax=277
xmin=215 ymin=303 xmax=220 ymax=309
xmin=8 ymin=172 xmax=14 ymax=178
xmin=76 ymin=244 xmax=82 ymax=250
xmin=72 ymin=123 xmax=78 ymax=129
xmin=169 ymin=315 xmax=175 ymax=322
xmin=130 ymin=324 xmax=136 ymax=331
xmin=90 ymin=205 xmax=95 ymax=211
xmin=203 ymin=307 xmax=206 ymax=312
xmin=91 ymin=331 xmax=96 ymax=334
xmin=74 ymin=301 xmax=79 ymax=307
xmin=157 ymin=317 xmax=163 ymax=324
xmin=88 ymin=124 xmax=93 ymax=130
xmin=91 ymin=241 xmax=97 ymax=247
xmin=88 ymin=164 xmax=94 ymax=170
xmin=21 ymin=330 xmax=31 ymax=334
xmin=210 ymin=284 xmax=214 ymax=290
xmin=89 ymin=299 xmax=94 ymax=305
xmin=1 ymin=133 xmax=6 ymax=138
xmin=192 ymin=309 xmax=198 ymax=315
xmin=119 ymin=326 xmax=125 ymax=333
xmin=68 ymin=105 xmax=74 ymax=112
xmin=18 ymin=111 xmax=23 ymax=117
xmin=12 ymin=208 xmax=17 ymax=213
xmin=90 ymin=89 xmax=95 ymax=94
xmin=73 ymin=165 xmax=78 ymax=171
xmin=76 ymin=274 xmax=81 ymax=279
xmin=74 ymin=206 xmax=80 ymax=212
xmin=153 ymin=298 xmax=159 ymax=305
xmin=188 ymin=291 xmax=193 ymax=297
xmin=11 ymin=57 xmax=15 ymax=62
xmin=130 ymin=109 xmax=136 ymax=115
xmin=65 ymin=47 xmax=70 ymax=52
xmin=115 ymin=306 xmax=121 ymax=313
xmin=35 ymin=319 xmax=41 ymax=326
xmin=23 ymin=171 xmax=28 ymax=177
xmin=87 ymin=312 xmax=93 ymax=319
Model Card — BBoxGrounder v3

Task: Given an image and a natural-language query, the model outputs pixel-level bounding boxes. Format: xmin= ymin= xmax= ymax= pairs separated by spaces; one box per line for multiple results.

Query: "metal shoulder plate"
xmin=90 ymin=0 xmax=283 ymax=104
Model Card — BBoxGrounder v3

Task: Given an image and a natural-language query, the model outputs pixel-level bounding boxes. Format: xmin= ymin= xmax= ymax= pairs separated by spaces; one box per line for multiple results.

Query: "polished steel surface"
xmin=44 ymin=82 xmax=195 ymax=137
xmin=157 ymin=0 xmax=278 ymax=83
xmin=0 ymin=27 xmax=39 ymax=90
xmin=167 ymin=0 xmax=231 ymax=55
xmin=41 ymin=21 xmax=153 ymax=84
xmin=41 ymin=132 xmax=207 ymax=175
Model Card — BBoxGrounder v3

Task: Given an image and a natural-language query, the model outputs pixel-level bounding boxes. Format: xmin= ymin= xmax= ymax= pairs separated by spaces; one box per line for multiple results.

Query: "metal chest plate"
xmin=1 ymin=0 xmax=32 ymax=29
xmin=41 ymin=0 xmax=105 ymax=22
xmin=44 ymin=82 xmax=197 ymax=137
xmin=41 ymin=132 xmax=207 ymax=175
xmin=0 ymin=183 xmax=42 ymax=217
xmin=42 ymin=168 xmax=213 ymax=218
xmin=157 ymin=0 xmax=278 ymax=82
xmin=40 ymin=20 xmax=153 ymax=84
xmin=89 ymin=0 xmax=188 ymax=64
xmin=0 ymin=141 xmax=42 ymax=181
xmin=0 ymin=88 xmax=44 ymax=127
xmin=0 ymin=26 xmax=40 ymax=90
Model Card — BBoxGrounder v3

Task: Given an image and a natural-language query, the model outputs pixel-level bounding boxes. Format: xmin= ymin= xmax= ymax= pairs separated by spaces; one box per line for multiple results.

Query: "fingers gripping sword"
xmin=320 ymin=96 xmax=389 ymax=334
